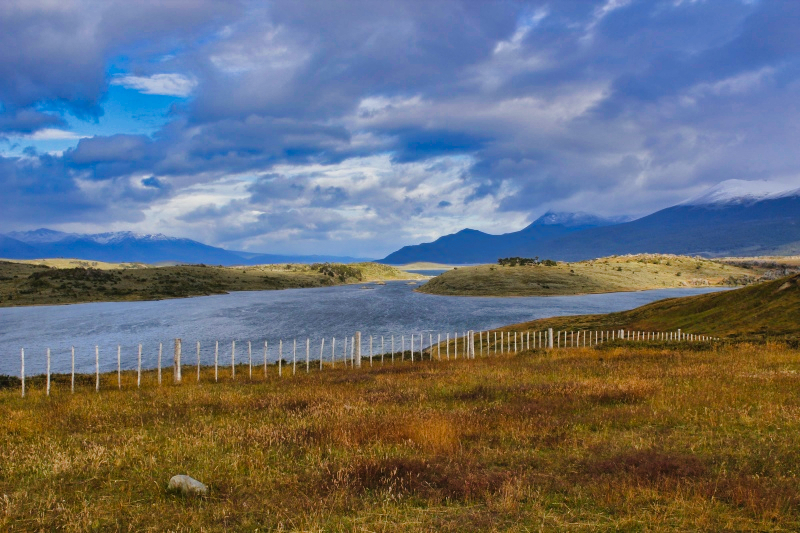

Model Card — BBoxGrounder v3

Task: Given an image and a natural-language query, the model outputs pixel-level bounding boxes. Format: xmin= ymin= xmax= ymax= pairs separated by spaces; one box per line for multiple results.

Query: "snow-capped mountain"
xmin=382 ymin=180 xmax=800 ymax=263
xmin=381 ymin=211 xmax=623 ymax=264
xmin=682 ymin=179 xmax=800 ymax=206
xmin=0 ymin=229 xmax=370 ymax=265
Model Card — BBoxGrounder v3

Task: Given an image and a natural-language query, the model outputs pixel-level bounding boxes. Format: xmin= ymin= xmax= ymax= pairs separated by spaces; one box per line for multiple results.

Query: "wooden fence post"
xmin=137 ymin=344 xmax=142 ymax=388
xmin=174 ymin=339 xmax=182 ymax=383
xmin=547 ymin=328 xmax=554 ymax=349
xmin=354 ymin=332 xmax=362 ymax=368
xmin=47 ymin=348 xmax=51 ymax=396
xmin=231 ymin=340 xmax=236 ymax=379
xmin=116 ymin=345 xmax=120 ymax=390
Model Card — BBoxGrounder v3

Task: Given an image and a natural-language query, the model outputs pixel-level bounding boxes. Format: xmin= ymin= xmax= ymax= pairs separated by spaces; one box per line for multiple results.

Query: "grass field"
xmin=1 ymin=340 xmax=799 ymax=531
xmin=501 ymin=273 xmax=800 ymax=341
xmin=417 ymin=254 xmax=769 ymax=297
xmin=0 ymin=261 xmax=422 ymax=308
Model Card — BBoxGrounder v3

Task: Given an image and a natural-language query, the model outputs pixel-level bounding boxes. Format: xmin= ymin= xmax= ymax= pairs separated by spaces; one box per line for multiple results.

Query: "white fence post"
xmin=116 ymin=345 xmax=121 ymax=390
xmin=95 ymin=345 xmax=100 ymax=392
xmin=174 ymin=339 xmax=182 ymax=383
xmin=354 ymin=332 xmax=362 ymax=368
xmin=46 ymin=348 xmax=51 ymax=396
xmin=21 ymin=348 xmax=25 ymax=398
xmin=231 ymin=340 xmax=236 ymax=379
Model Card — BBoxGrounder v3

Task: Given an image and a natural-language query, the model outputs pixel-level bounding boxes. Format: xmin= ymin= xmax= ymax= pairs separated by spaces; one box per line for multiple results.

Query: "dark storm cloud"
xmin=2 ymin=0 xmax=800 ymax=255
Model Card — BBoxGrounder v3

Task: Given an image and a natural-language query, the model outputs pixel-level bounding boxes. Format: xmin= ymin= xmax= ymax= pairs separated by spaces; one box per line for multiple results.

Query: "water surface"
xmin=0 ymin=282 xmax=724 ymax=375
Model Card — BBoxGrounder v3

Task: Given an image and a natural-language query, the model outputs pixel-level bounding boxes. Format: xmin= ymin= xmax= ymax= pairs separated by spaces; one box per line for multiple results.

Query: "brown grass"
xmin=1 ymin=342 xmax=799 ymax=530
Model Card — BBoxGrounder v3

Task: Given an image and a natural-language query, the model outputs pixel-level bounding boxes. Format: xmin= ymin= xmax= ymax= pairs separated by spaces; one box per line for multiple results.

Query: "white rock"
xmin=168 ymin=475 xmax=208 ymax=496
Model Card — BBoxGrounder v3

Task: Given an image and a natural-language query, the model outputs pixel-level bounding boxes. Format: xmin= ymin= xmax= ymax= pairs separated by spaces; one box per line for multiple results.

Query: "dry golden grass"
xmin=1 ymin=341 xmax=799 ymax=530
xmin=0 ymin=261 xmax=422 ymax=308
xmin=418 ymin=254 xmax=765 ymax=296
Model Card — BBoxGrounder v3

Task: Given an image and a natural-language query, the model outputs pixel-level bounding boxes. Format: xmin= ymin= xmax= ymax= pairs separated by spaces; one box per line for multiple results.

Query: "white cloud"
xmin=26 ymin=128 xmax=86 ymax=140
xmin=111 ymin=73 xmax=197 ymax=97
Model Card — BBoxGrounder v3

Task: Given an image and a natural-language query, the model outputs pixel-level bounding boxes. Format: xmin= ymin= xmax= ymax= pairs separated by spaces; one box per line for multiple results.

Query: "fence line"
xmin=12 ymin=328 xmax=718 ymax=397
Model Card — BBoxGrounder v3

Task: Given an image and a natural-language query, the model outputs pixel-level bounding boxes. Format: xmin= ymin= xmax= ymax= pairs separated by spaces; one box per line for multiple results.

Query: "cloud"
xmin=26 ymin=128 xmax=86 ymax=141
xmin=3 ymin=0 xmax=800 ymax=257
xmin=110 ymin=74 xmax=198 ymax=97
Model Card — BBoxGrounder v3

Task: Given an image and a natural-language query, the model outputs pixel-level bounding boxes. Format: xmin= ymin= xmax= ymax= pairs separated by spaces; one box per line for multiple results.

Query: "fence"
xmin=14 ymin=328 xmax=716 ymax=397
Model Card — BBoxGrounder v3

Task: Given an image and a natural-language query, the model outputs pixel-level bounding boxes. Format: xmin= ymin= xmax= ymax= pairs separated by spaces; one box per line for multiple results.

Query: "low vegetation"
xmin=1 ymin=340 xmax=799 ymax=530
xmin=0 ymin=260 xmax=422 ymax=308
xmin=418 ymin=254 xmax=775 ymax=297
xmin=506 ymin=273 xmax=800 ymax=340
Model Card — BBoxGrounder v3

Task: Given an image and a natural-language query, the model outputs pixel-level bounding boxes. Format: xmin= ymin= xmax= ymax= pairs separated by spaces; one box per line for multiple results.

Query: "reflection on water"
xmin=0 ymin=282 xmax=725 ymax=375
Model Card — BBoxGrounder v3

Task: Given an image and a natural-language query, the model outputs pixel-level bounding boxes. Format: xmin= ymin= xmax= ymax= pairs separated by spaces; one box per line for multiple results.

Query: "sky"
xmin=1 ymin=0 xmax=800 ymax=258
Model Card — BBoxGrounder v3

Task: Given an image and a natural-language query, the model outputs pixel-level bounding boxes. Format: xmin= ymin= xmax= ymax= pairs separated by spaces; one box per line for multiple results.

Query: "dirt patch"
xmin=323 ymin=456 xmax=507 ymax=501
xmin=586 ymin=449 xmax=707 ymax=481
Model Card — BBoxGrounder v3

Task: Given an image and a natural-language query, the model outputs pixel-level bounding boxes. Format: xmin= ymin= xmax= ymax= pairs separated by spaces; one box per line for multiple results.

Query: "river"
xmin=0 ymin=281 xmax=725 ymax=375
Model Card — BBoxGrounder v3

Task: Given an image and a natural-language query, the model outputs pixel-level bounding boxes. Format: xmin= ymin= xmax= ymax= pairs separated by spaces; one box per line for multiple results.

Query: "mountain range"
xmin=2 ymin=179 xmax=798 ymax=265
xmin=380 ymin=179 xmax=800 ymax=264
xmin=0 ymin=229 xmax=369 ymax=265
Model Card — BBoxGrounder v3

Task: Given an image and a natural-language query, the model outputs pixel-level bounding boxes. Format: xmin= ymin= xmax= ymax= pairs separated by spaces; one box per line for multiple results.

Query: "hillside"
xmin=381 ymin=181 xmax=800 ymax=264
xmin=418 ymin=254 xmax=760 ymax=297
xmin=0 ymin=261 xmax=422 ymax=307
xmin=508 ymin=273 xmax=800 ymax=339
xmin=382 ymin=211 xmax=622 ymax=264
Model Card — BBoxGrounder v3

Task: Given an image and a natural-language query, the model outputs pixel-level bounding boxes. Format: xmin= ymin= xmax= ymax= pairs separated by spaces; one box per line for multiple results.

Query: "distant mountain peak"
xmin=87 ymin=231 xmax=177 ymax=244
xmin=529 ymin=211 xmax=628 ymax=228
xmin=682 ymin=179 xmax=800 ymax=206
xmin=7 ymin=228 xmax=74 ymax=243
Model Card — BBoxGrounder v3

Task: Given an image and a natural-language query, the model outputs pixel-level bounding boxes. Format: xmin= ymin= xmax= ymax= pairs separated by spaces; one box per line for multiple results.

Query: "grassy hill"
xmin=504 ymin=273 xmax=800 ymax=339
xmin=0 ymin=261 xmax=422 ymax=307
xmin=418 ymin=254 xmax=762 ymax=297
xmin=2 ymin=342 xmax=799 ymax=530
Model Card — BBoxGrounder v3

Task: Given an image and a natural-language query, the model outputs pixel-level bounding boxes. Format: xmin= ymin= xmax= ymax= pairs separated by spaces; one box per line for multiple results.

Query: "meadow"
xmin=1 ymin=338 xmax=799 ymax=531
xmin=0 ymin=261 xmax=421 ymax=308
xmin=417 ymin=254 xmax=772 ymax=297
